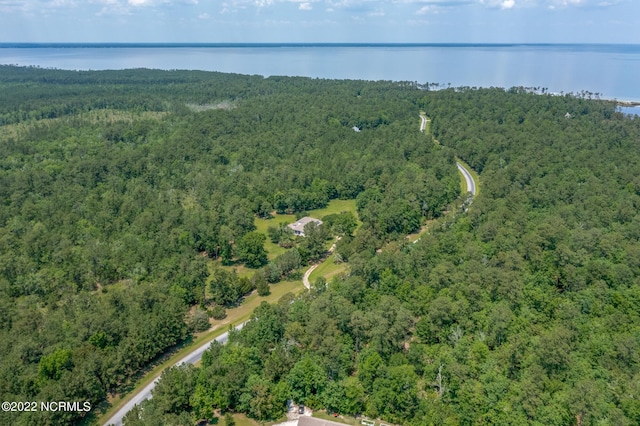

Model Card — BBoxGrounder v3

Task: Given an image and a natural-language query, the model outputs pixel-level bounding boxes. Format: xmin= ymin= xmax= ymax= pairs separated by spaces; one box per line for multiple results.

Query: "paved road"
xmin=417 ymin=113 xmax=476 ymax=197
xmin=419 ymin=114 xmax=428 ymax=132
xmin=103 ymin=323 xmax=245 ymax=426
xmin=456 ymin=162 xmax=477 ymax=196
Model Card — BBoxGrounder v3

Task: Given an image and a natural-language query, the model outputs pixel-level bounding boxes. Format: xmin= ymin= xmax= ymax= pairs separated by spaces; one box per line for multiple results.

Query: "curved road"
xmin=103 ymin=323 xmax=245 ymax=426
xmin=302 ymin=264 xmax=318 ymax=289
xmin=412 ymin=115 xmax=478 ymax=244
xmin=456 ymin=162 xmax=477 ymax=196
xmin=302 ymin=238 xmax=339 ymax=289
xmin=419 ymin=113 xmax=477 ymax=196
xmin=419 ymin=114 xmax=429 ymax=132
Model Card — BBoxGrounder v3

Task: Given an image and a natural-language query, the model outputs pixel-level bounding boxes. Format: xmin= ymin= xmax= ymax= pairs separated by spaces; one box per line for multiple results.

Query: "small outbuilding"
xmin=288 ymin=217 xmax=323 ymax=237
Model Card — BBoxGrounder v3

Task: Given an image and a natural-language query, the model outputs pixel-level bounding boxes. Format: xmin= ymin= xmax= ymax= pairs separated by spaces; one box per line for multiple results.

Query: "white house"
xmin=288 ymin=217 xmax=322 ymax=237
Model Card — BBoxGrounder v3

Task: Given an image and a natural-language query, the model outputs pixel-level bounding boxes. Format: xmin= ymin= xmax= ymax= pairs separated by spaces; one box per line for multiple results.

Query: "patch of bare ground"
xmin=186 ymin=100 xmax=237 ymax=112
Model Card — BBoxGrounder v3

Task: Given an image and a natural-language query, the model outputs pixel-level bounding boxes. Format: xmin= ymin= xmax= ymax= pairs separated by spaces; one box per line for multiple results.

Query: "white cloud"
xmin=547 ymin=0 xmax=583 ymax=5
xmin=416 ymin=5 xmax=437 ymax=13
xmin=396 ymin=0 xmax=473 ymax=4
xmin=411 ymin=0 xmax=475 ymax=14
xmin=219 ymin=0 xmax=323 ymax=12
xmin=401 ymin=0 xmax=476 ymax=15
xmin=0 ymin=0 xmax=31 ymax=13
xmin=481 ymin=0 xmax=516 ymax=8
xmin=89 ymin=0 xmax=198 ymax=16
xmin=537 ymin=0 xmax=620 ymax=7
xmin=1 ymin=0 xmax=80 ymax=12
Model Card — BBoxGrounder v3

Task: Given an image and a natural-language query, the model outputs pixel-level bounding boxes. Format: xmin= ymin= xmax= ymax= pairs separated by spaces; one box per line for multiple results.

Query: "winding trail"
xmin=302 ymin=238 xmax=339 ymax=289
xmin=302 ymin=264 xmax=319 ymax=289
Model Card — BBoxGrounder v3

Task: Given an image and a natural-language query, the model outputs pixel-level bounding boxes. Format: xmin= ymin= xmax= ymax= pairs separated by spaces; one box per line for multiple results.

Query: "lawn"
xmin=208 ymin=198 xmax=360 ymax=304
xmin=208 ymin=259 xmax=254 ymax=280
xmin=254 ymin=199 xmax=359 ymax=234
xmin=312 ymin=411 xmax=358 ymax=425
xmin=310 ymin=199 xmax=358 ymax=219
xmin=253 ymin=199 xmax=360 ymax=262
xmin=254 ymin=212 xmax=296 ymax=260
xmin=204 ymin=279 xmax=304 ymax=336
xmin=308 ymin=252 xmax=348 ymax=283
xmin=226 ymin=413 xmax=260 ymax=426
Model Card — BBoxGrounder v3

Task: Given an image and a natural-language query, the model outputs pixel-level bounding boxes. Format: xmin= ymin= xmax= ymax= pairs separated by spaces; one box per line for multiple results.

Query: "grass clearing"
xmin=255 ymin=213 xmax=296 ymax=260
xmin=209 ymin=259 xmax=255 ymax=280
xmin=309 ymin=253 xmax=347 ymax=283
xmin=312 ymin=411 xmax=359 ymax=425
xmin=205 ymin=279 xmax=304 ymax=334
xmin=407 ymin=218 xmax=438 ymax=242
xmin=226 ymin=413 xmax=260 ymax=426
xmin=312 ymin=199 xmax=358 ymax=220
xmin=253 ymin=199 xmax=360 ymax=261
xmin=0 ymin=109 xmax=166 ymax=142
xmin=186 ymin=101 xmax=236 ymax=112
xmin=254 ymin=199 xmax=359 ymax=235
xmin=254 ymin=214 xmax=297 ymax=233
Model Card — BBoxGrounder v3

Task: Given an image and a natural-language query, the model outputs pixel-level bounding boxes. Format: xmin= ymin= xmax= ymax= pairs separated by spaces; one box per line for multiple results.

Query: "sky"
xmin=0 ymin=0 xmax=638 ymax=43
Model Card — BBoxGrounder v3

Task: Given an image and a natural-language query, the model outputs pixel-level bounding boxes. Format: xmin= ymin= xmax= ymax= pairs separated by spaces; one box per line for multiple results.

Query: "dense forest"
xmin=0 ymin=66 xmax=639 ymax=425
xmin=0 ymin=66 xmax=458 ymax=425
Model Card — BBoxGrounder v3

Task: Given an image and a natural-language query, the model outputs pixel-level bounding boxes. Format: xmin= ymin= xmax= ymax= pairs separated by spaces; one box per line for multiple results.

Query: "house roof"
xmin=288 ymin=217 xmax=322 ymax=234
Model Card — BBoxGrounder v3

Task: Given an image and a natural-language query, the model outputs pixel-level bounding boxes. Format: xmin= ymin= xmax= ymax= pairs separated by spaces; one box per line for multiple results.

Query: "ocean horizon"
xmin=2 ymin=42 xmax=639 ymax=47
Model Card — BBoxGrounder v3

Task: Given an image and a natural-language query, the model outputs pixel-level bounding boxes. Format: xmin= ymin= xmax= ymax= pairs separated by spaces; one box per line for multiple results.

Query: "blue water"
xmin=618 ymin=106 xmax=640 ymax=116
xmin=1 ymin=43 xmax=639 ymax=102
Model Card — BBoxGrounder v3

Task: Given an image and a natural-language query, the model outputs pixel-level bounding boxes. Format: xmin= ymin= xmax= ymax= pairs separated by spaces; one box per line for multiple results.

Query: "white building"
xmin=288 ymin=217 xmax=323 ymax=237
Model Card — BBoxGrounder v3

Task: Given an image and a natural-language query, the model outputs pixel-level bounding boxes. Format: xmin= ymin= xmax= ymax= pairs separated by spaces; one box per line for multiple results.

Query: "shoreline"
xmin=616 ymin=100 xmax=640 ymax=107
